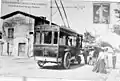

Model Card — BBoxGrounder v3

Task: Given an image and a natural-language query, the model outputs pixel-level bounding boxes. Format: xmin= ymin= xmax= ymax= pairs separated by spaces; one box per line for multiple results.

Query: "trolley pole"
xmin=50 ymin=0 xmax=52 ymax=26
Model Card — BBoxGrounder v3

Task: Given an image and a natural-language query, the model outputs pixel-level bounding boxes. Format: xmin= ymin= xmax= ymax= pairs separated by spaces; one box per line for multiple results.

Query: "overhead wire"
xmin=54 ymin=0 xmax=66 ymax=26
xmin=52 ymin=10 xmax=58 ymax=16
xmin=60 ymin=0 xmax=70 ymax=28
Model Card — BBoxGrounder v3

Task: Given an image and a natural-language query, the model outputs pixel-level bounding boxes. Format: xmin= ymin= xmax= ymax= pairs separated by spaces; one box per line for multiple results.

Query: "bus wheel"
xmin=37 ymin=61 xmax=44 ymax=68
xmin=63 ymin=52 xmax=71 ymax=69
xmin=76 ymin=56 xmax=81 ymax=64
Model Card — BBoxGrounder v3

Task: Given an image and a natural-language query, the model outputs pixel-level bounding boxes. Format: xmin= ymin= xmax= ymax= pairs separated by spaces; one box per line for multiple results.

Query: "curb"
xmin=0 ymin=76 xmax=93 ymax=81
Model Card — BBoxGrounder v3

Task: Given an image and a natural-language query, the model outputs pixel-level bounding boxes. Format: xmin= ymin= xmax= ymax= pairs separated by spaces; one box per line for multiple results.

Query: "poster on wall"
xmin=1 ymin=0 xmax=120 ymax=81
xmin=93 ymin=3 xmax=110 ymax=24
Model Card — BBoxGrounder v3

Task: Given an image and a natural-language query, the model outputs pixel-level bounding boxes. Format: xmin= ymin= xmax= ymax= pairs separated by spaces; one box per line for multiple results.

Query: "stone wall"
xmin=1 ymin=14 xmax=34 ymax=57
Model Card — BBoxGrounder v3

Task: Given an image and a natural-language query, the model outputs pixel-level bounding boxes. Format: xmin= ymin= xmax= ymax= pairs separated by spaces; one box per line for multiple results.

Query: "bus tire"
xmin=37 ymin=61 xmax=44 ymax=68
xmin=63 ymin=52 xmax=71 ymax=69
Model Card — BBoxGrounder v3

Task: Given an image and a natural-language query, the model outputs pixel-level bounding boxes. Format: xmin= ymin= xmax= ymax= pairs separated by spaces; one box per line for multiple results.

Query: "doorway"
xmin=18 ymin=43 xmax=26 ymax=56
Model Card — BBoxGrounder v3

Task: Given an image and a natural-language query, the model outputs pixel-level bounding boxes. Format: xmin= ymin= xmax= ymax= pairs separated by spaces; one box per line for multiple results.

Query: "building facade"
xmin=0 ymin=11 xmax=52 ymax=57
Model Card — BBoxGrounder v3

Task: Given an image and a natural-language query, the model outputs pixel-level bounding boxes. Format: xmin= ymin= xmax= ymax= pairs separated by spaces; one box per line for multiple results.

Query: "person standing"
xmin=104 ymin=48 xmax=109 ymax=69
xmin=92 ymin=48 xmax=107 ymax=74
xmin=76 ymin=34 xmax=80 ymax=48
xmin=83 ymin=47 xmax=89 ymax=64
xmin=112 ymin=50 xmax=117 ymax=69
xmin=92 ymin=47 xmax=100 ymax=65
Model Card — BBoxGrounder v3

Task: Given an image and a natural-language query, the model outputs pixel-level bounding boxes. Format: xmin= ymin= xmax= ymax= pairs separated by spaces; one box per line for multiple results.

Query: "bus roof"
xmin=59 ymin=26 xmax=82 ymax=37
xmin=36 ymin=24 xmax=83 ymax=37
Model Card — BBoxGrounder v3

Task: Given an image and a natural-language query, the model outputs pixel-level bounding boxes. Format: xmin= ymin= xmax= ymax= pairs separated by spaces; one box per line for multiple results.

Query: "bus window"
xmin=68 ymin=36 xmax=72 ymax=46
xmin=54 ymin=32 xmax=58 ymax=44
xmin=0 ymin=32 xmax=2 ymax=39
xmin=76 ymin=35 xmax=82 ymax=48
xmin=71 ymin=37 xmax=76 ymax=46
xmin=59 ymin=32 xmax=66 ymax=45
xmin=34 ymin=32 xmax=41 ymax=44
xmin=44 ymin=31 xmax=52 ymax=44
xmin=66 ymin=36 xmax=69 ymax=45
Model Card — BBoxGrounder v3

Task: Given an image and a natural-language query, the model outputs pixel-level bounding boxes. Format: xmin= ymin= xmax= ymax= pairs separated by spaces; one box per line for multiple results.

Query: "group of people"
xmin=83 ymin=46 xmax=117 ymax=74
xmin=66 ymin=34 xmax=82 ymax=48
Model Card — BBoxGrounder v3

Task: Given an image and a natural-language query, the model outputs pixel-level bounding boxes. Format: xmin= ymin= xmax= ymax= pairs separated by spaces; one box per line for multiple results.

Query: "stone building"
xmin=0 ymin=11 xmax=54 ymax=57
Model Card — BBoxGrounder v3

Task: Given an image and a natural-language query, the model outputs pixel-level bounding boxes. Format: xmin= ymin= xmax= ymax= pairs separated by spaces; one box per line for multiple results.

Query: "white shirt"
xmin=97 ymin=51 xmax=105 ymax=60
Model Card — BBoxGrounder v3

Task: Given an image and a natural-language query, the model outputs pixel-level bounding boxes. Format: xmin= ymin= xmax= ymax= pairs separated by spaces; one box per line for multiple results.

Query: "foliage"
xmin=113 ymin=8 xmax=120 ymax=35
xmin=113 ymin=24 xmax=120 ymax=35
xmin=83 ymin=31 xmax=96 ymax=44
xmin=114 ymin=9 xmax=120 ymax=20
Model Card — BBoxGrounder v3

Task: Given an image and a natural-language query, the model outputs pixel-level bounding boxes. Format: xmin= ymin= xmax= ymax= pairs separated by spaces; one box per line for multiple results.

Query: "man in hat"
xmin=83 ymin=47 xmax=89 ymax=64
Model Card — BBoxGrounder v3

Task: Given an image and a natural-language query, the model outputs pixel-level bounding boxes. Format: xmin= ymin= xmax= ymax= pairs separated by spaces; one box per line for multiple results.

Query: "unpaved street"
xmin=1 ymin=55 xmax=119 ymax=81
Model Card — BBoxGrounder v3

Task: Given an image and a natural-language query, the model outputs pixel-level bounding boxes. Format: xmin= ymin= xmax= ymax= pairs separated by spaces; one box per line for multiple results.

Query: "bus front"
xmin=34 ymin=25 xmax=60 ymax=65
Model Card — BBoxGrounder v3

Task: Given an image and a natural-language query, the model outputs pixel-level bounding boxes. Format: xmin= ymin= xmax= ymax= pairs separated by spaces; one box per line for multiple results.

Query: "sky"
xmin=0 ymin=0 xmax=119 ymax=34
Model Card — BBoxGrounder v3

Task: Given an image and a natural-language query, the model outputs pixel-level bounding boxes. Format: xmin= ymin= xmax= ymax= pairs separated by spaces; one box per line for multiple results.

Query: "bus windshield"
xmin=34 ymin=30 xmax=58 ymax=45
xmin=41 ymin=31 xmax=58 ymax=45
xmin=43 ymin=31 xmax=52 ymax=44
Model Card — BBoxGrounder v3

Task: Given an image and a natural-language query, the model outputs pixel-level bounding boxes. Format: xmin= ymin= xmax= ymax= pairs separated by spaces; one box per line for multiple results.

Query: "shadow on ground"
xmin=39 ymin=63 xmax=85 ymax=70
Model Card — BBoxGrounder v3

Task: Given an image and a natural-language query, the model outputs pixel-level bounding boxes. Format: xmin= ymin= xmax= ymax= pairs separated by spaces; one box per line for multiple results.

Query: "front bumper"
xmin=35 ymin=56 xmax=62 ymax=63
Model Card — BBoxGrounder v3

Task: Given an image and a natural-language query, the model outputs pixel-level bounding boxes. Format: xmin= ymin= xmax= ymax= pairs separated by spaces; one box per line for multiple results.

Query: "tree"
xmin=113 ymin=8 xmax=120 ymax=35
xmin=114 ymin=9 xmax=120 ymax=20
xmin=83 ymin=31 xmax=96 ymax=44
xmin=113 ymin=24 xmax=120 ymax=35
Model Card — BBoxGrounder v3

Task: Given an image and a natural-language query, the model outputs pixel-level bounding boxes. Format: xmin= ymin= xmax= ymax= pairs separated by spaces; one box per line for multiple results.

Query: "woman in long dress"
xmin=112 ymin=50 xmax=116 ymax=69
xmin=92 ymin=48 xmax=107 ymax=74
xmin=92 ymin=47 xmax=100 ymax=65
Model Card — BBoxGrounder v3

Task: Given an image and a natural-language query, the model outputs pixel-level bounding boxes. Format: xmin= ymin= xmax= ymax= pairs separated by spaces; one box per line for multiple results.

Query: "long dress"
xmin=92 ymin=51 xmax=107 ymax=74
xmin=92 ymin=49 xmax=100 ymax=65
xmin=112 ymin=52 xmax=117 ymax=69
xmin=104 ymin=52 xmax=109 ymax=68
